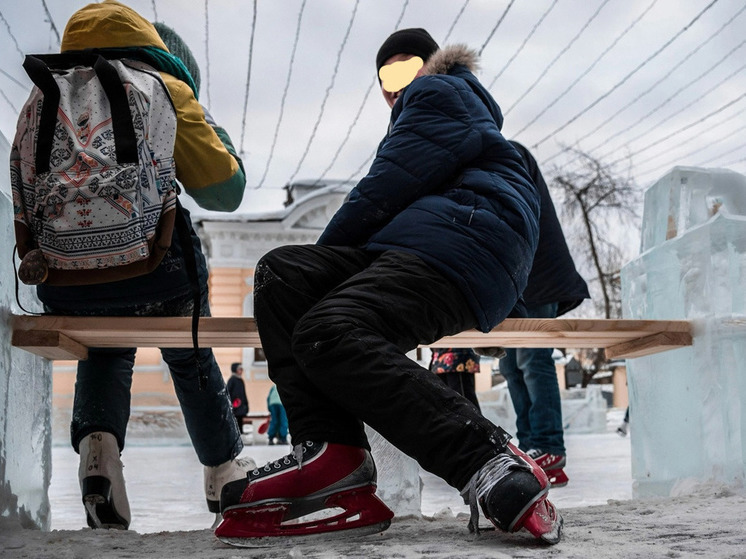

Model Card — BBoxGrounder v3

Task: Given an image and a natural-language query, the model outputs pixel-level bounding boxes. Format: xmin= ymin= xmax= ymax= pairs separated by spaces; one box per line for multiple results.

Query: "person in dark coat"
xmin=218 ymin=29 xmax=562 ymax=545
xmin=499 ymin=141 xmax=590 ymax=489
xmin=226 ymin=363 xmax=249 ymax=428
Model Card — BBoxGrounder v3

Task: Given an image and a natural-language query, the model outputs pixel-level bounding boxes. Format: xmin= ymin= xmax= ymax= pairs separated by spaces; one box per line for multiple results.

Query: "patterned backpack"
xmin=11 ymin=52 xmax=178 ymax=285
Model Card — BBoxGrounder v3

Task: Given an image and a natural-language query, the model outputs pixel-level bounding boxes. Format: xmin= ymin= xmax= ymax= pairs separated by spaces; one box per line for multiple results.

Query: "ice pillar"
xmin=366 ymin=426 xmax=422 ymax=517
xmin=0 ymin=132 xmax=53 ymax=529
xmin=621 ymin=166 xmax=746 ymax=497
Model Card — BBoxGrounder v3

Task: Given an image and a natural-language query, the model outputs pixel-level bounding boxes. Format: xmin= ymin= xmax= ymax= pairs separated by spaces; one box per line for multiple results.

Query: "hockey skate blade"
xmin=83 ymin=495 xmax=128 ymax=530
xmin=215 ymin=486 xmax=394 ymax=547
xmin=216 ymin=518 xmax=392 ymax=548
xmin=520 ymin=498 xmax=563 ymax=545
xmin=81 ymin=476 xmax=129 ymax=530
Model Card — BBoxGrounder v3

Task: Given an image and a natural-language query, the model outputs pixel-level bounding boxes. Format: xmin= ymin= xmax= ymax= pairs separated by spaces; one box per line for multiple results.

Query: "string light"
xmin=286 ymin=0 xmax=361 ymax=186
xmin=533 ymin=0 xmax=722 ymax=150
xmin=256 ymin=0 xmax=308 ymax=188
xmin=238 ymin=0 xmax=258 ymax=158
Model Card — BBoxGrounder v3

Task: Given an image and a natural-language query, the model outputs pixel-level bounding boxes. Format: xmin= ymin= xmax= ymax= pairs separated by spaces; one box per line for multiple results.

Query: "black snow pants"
xmin=253 ymin=245 xmax=510 ymax=491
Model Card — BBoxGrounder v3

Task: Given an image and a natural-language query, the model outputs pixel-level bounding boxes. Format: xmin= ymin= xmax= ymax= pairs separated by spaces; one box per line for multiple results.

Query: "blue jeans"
xmin=55 ymin=290 xmax=242 ymax=467
xmin=499 ymin=302 xmax=565 ymax=455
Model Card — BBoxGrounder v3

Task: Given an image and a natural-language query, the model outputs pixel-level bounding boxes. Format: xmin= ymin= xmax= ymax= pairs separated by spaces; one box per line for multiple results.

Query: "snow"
xmin=3 ymin=409 xmax=746 ymax=558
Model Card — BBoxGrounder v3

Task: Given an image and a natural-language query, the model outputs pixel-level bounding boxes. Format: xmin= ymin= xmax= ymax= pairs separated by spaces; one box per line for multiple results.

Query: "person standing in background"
xmin=498 ymin=140 xmax=590 ymax=488
xmin=226 ymin=363 xmax=249 ymax=431
xmin=266 ymin=384 xmax=288 ymax=445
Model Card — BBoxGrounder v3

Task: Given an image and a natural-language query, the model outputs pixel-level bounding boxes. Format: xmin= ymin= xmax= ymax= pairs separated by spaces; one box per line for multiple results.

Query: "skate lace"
xmin=250 ymin=441 xmax=314 ymax=476
xmin=234 ymin=457 xmax=256 ymax=472
xmin=461 ymin=452 xmax=524 ymax=534
xmin=526 ymin=449 xmax=542 ymax=459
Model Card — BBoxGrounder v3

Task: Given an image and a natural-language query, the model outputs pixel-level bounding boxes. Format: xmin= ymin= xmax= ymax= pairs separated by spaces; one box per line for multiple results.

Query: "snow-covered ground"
xmin=43 ymin=409 xmax=632 ymax=533
xmin=3 ymin=408 xmax=746 ymax=558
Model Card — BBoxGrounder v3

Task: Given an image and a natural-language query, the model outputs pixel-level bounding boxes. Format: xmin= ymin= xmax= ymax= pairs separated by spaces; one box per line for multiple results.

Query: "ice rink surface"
xmin=48 ymin=409 xmax=632 ymax=533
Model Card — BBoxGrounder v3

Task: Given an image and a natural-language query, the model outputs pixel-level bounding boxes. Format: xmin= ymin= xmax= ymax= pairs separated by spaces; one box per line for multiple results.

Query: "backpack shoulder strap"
xmin=22 ymin=56 xmax=60 ymax=174
xmin=22 ymin=53 xmax=139 ymax=171
xmin=91 ymin=56 xmax=138 ymax=164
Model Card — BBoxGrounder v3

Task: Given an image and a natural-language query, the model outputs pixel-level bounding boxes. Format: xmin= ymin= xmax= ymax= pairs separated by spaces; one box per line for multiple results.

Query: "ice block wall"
xmin=0 ymin=131 xmax=53 ymax=529
xmin=366 ymin=427 xmax=422 ymax=517
xmin=621 ymin=166 xmax=746 ymax=497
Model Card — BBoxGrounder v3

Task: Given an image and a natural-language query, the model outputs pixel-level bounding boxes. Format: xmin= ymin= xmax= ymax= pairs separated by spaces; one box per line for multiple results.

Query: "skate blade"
xmin=215 ymin=486 xmax=394 ymax=547
xmin=83 ymin=495 xmax=128 ymax=530
xmin=520 ymin=498 xmax=563 ymax=545
xmin=217 ymin=519 xmax=392 ymax=548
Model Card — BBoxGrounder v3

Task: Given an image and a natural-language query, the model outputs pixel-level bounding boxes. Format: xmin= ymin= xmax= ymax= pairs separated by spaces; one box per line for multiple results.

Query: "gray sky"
xmin=1 ymin=0 xmax=744 ymax=215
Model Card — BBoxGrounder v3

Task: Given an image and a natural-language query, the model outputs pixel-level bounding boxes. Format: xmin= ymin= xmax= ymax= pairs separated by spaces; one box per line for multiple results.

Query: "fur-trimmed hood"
xmin=423 ymin=44 xmax=480 ymax=76
xmin=418 ymin=44 xmax=502 ymax=132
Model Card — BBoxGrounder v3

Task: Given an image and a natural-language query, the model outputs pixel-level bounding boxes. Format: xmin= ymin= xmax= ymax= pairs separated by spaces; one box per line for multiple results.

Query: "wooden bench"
xmin=10 ymin=314 xmax=693 ymax=361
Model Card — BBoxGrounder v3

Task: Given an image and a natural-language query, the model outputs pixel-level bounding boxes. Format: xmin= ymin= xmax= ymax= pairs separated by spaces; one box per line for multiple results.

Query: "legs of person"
xmin=236 ymin=415 xmax=247 ymax=434
xmin=266 ymin=404 xmax=289 ymax=444
xmin=164 ymin=345 xmax=242 ymax=465
xmin=71 ymin=347 xmax=136 ymax=452
xmin=71 ymin=347 xmax=135 ymax=529
xmin=253 ymin=245 xmax=378 ymax=449
xmin=288 ymin=250 xmax=509 ymax=491
xmin=460 ymin=372 xmax=481 ymax=412
xmin=517 ymin=303 xmax=564 ymax=456
xmin=222 ymin=247 xmax=561 ymax=543
xmin=267 ymin=404 xmax=279 ymax=442
xmin=155 ymin=290 xmax=252 ymax=515
xmin=437 ymin=371 xmax=481 ymax=411
xmin=164 ymin=345 xmax=251 ymax=516
xmin=436 ymin=371 xmax=460 ymax=393
xmin=514 ymin=347 xmax=564 ymax=454
xmin=160 ymin=289 xmax=242 ymax=467
xmin=278 ymin=405 xmax=289 ymax=441
xmin=499 ymin=348 xmax=534 ymax=450
xmin=617 ymin=406 xmax=630 ymax=436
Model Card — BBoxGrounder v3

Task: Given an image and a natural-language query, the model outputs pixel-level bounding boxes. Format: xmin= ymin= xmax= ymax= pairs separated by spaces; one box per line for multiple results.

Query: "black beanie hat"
xmin=375 ymin=28 xmax=440 ymax=73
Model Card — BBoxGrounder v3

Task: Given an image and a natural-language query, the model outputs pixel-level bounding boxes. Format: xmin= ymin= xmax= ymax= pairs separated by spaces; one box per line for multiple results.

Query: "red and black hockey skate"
xmin=463 ymin=443 xmax=563 ymax=544
xmin=527 ymin=449 xmax=569 ymax=488
xmin=214 ymin=441 xmax=394 ymax=547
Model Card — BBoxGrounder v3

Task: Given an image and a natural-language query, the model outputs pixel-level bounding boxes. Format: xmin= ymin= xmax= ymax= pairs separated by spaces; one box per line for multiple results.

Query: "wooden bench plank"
xmin=11 ymin=329 xmax=89 ymax=361
xmin=10 ymin=314 xmax=693 ymax=360
xmin=605 ymin=331 xmax=693 ymax=360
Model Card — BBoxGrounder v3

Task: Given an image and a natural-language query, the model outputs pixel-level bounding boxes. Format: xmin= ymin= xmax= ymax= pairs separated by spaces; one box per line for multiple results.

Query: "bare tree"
xmin=548 ymin=148 xmax=640 ymax=385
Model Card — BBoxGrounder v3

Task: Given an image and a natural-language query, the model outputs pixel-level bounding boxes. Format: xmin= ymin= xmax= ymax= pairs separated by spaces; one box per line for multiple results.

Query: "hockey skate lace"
xmin=234 ymin=456 xmax=257 ymax=472
xmin=461 ymin=453 xmax=525 ymax=534
xmin=251 ymin=441 xmax=312 ymax=476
